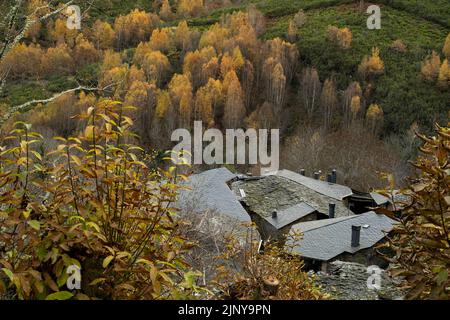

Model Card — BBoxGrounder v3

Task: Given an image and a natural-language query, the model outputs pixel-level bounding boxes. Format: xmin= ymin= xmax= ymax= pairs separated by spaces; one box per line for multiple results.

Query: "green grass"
xmin=264 ymin=3 xmax=450 ymax=133
xmin=378 ymin=0 xmax=450 ymax=28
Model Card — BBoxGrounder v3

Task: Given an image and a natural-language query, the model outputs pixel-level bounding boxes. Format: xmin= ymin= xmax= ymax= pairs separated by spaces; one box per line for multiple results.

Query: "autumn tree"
xmin=155 ymin=89 xmax=177 ymax=142
xmin=42 ymin=43 xmax=74 ymax=76
xmin=0 ymin=43 xmax=44 ymax=80
xmin=198 ymin=23 xmax=230 ymax=53
xmin=365 ymin=103 xmax=383 ymax=134
xmin=142 ymin=51 xmax=172 ymax=87
xmin=438 ymin=59 xmax=450 ymax=89
xmin=263 ymin=38 xmax=299 ymax=83
xmin=287 ymin=20 xmax=298 ymax=43
xmin=247 ymin=4 xmax=266 ymax=37
xmin=100 ymin=50 xmax=123 ymax=74
xmin=183 ymin=47 xmax=217 ymax=89
xmin=91 ymin=20 xmax=115 ymax=50
xmin=159 ymin=0 xmax=173 ymax=21
xmin=320 ymin=78 xmax=338 ymax=130
xmin=125 ymin=80 xmax=157 ymax=144
xmin=223 ymin=72 xmax=246 ymax=128
xmin=443 ymin=33 xmax=450 ymax=60
xmin=114 ymin=10 xmax=161 ymax=48
xmin=49 ymin=18 xmax=78 ymax=48
xmin=149 ymin=28 xmax=174 ymax=53
xmin=203 ymin=78 xmax=224 ymax=120
xmin=194 ymin=85 xmax=215 ymax=127
xmin=247 ymin=101 xmax=277 ymax=130
xmin=175 ymin=21 xmax=198 ymax=56
xmin=327 ymin=26 xmax=352 ymax=50
xmin=342 ymin=81 xmax=362 ymax=128
xmin=169 ymin=73 xmax=194 ymax=127
xmin=178 ymin=0 xmax=204 ymax=18
xmin=73 ymin=35 xmax=100 ymax=68
xmin=421 ymin=51 xmax=442 ymax=83
xmin=98 ymin=50 xmax=127 ymax=97
xmin=299 ymin=67 xmax=321 ymax=120
xmin=350 ymin=95 xmax=361 ymax=123
xmin=390 ymin=39 xmax=407 ymax=53
xmin=358 ymin=47 xmax=385 ymax=78
xmin=263 ymin=59 xmax=286 ymax=112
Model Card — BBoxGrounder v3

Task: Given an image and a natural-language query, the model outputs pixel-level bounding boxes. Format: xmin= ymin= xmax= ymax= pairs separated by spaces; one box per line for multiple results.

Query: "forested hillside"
xmin=0 ymin=0 xmax=449 ymax=189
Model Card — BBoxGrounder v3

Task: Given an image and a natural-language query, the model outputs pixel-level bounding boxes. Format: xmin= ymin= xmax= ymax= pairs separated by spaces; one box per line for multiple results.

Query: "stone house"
xmin=286 ymin=211 xmax=396 ymax=271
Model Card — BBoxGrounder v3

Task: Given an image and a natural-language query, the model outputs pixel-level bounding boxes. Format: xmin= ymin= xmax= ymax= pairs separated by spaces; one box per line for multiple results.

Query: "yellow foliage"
xmin=149 ymin=28 xmax=174 ymax=53
xmin=42 ymin=43 xmax=74 ymax=76
xmin=350 ymin=96 xmax=361 ymax=116
xmin=421 ymin=51 xmax=441 ymax=83
xmin=73 ymin=35 xmax=100 ymax=67
xmin=160 ymin=0 xmax=172 ymax=20
xmin=287 ymin=20 xmax=298 ymax=43
xmin=438 ymin=59 xmax=450 ymax=89
xmin=0 ymin=43 xmax=43 ymax=79
xmin=114 ymin=9 xmax=160 ymax=47
xmin=327 ymin=26 xmax=352 ymax=49
xmin=156 ymin=89 xmax=172 ymax=118
xmin=50 ymin=18 xmax=78 ymax=47
xmin=358 ymin=47 xmax=385 ymax=77
xmin=91 ymin=20 xmax=115 ymax=50
xmin=443 ymin=33 xmax=450 ymax=59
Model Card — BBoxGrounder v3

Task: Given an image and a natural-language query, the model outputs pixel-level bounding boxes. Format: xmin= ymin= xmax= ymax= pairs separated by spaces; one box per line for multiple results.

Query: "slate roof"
xmin=275 ymin=170 xmax=353 ymax=201
xmin=370 ymin=192 xmax=390 ymax=206
xmin=263 ymin=202 xmax=316 ymax=230
xmin=231 ymin=175 xmax=353 ymax=218
xmin=176 ymin=167 xmax=251 ymax=222
xmin=287 ymin=211 xmax=396 ymax=261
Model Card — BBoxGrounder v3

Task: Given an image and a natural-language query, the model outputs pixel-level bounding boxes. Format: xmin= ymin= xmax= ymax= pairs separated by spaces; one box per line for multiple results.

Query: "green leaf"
xmin=436 ymin=270 xmax=448 ymax=286
xmin=1 ymin=268 xmax=14 ymax=282
xmin=45 ymin=291 xmax=74 ymax=300
xmin=102 ymin=255 xmax=114 ymax=268
xmin=27 ymin=220 xmax=40 ymax=231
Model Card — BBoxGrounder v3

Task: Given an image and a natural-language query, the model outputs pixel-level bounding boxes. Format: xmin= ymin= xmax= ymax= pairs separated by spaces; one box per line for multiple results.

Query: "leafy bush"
xmin=378 ymin=123 xmax=450 ymax=299
xmin=212 ymin=229 xmax=329 ymax=300
xmin=0 ymin=100 xmax=200 ymax=299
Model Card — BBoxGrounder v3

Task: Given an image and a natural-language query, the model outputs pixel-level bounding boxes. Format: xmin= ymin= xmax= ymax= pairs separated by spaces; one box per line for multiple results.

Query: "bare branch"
xmin=0 ymin=83 xmax=114 ymax=125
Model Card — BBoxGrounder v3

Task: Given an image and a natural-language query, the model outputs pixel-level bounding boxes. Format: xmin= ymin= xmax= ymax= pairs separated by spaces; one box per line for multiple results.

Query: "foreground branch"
xmin=0 ymin=84 xmax=113 ymax=125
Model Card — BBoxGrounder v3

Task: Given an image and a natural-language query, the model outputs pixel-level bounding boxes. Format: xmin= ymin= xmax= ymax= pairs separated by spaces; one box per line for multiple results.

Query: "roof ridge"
xmin=296 ymin=215 xmax=359 ymax=233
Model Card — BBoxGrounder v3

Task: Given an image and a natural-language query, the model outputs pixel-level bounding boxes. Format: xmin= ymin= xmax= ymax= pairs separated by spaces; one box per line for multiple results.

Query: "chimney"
xmin=351 ymin=225 xmax=361 ymax=247
xmin=300 ymin=169 xmax=306 ymax=176
xmin=272 ymin=210 xmax=278 ymax=219
xmin=314 ymin=172 xmax=319 ymax=180
xmin=331 ymin=169 xmax=337 ymax=183
xmin=327 ymin=174 xmax=332 ymax=183
xmin=328 ymin=203 xmax=336 ymax=218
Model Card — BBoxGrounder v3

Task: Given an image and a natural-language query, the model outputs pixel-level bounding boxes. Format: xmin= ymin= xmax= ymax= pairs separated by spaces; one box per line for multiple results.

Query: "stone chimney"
xmin=331 ymin=169 xmax=337 ymax=183
xmin=272 ymin=210 xmax=278 ymax=219
xmin=328 ymin=203 xmax=336 ymax=218
xmin=351 ymin=225 xmax=361 ymax=247
xmin=300 ymin=169 xmax=306 ymax=176
xmin=314 ymin=172 xmax=319 ymax=180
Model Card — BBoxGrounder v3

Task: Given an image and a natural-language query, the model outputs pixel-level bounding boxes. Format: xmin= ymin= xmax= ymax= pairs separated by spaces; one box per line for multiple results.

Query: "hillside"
xmin=1 ymin=0 xmax=449 ymax=134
